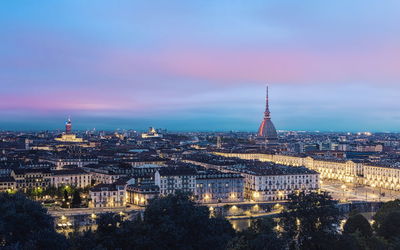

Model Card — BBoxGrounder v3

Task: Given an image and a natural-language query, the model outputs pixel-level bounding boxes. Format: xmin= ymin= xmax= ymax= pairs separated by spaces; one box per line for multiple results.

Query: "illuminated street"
xmin=321 ymin=179 xmax=400 ymax=202
xmin=48 ymin=205 xmax=143 ymax=217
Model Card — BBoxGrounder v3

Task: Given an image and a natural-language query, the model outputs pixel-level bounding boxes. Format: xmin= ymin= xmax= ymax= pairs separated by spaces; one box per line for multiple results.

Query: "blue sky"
xmin=1 ymin=1 xmax=400 ymax=131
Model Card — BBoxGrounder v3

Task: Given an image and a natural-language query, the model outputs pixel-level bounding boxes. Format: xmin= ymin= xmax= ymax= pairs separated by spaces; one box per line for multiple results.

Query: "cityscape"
xmin=2 ymin=1 xmax=400 ymax=250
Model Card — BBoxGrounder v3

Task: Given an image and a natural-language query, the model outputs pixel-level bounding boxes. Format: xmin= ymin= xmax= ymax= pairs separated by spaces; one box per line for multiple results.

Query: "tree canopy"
xmin=343 ymin=213 xmax=372 ymax=237
xmin=373 ymin=199 xmax=400 ymax=232
xmin=279 ymin=191 xmax=343 ymax=250
xmin=227 ymin=217 xmax=283 ymax=250
xmin=70 ymin=192 xmax=235 ymax=250
xmin=0 ymin=192 xmax=68 ymax=250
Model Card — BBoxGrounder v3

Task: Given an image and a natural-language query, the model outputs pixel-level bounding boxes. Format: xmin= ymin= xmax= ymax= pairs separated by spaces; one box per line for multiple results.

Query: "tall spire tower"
xmin=264 ymin=86 xmax=270 ymax=119
xmin=65 ymin=116 xmax=72 ymax=134
xmin=258 ymin=85 xmax=278 ymax=141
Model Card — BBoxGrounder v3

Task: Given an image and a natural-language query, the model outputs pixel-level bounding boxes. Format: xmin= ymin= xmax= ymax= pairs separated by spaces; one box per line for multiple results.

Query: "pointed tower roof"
xmin=258 ymin=85 xmax=277 ymax=140
xmin=264 ymin=86 xmax=271 ymax=119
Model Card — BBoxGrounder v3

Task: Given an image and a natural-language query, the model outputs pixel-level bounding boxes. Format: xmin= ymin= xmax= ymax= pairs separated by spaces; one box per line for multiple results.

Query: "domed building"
xmin=258 ymin=87 xmax=278 ymax=143
xmin=55 ymin=117 xmax=84 ymax=143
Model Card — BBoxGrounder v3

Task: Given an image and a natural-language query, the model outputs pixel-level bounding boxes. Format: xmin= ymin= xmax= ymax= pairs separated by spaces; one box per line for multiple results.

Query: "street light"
xmin=341 ymin=184 xmax=346 ymax=201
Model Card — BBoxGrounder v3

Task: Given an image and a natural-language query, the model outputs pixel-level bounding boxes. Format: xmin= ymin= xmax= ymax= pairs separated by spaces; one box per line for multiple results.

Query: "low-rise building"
xmin=155 ymin=167 xmax=196 ymax=196
xmin=11 ymin=168 xmax=52 ymax=190
xmin=83 ymin=165 xmax=127 ymax=184
xmin=89 ymin=183 xmax=126 ymax=208
xmin=195 ymin=171 xmax=244 ymax=203
xmin=126 ymin=183 xmax=159 ymax=206
xmin=50 ymin=169 xmax=91 ymax=188
xmin=44 ymin=157 xmax=98 ymax=170
xmin=0 ymin=176 xmax=16 ymax=192
xmin=364 ymin=164 xmax=400 ymax=191
xmin=239 ymin=165 xmax=320 ymax=202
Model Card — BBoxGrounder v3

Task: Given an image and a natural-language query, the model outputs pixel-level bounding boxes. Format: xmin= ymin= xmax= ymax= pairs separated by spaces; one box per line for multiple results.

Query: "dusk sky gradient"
xmin=1 ymin=1 xmax=400 ymax=131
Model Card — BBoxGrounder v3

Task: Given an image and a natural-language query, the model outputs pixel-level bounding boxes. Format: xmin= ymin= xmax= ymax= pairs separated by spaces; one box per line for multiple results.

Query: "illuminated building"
xmin=190 ymin=153 xmax=319 ymax=202
xmin=11 ymin=168 xmax=52 ymax=190
xmin=214 ymin=152 xmax=363 ymax=184
xmin=0 ymin=177 xmax=16 ymax=192
xmin=126 ymin=183 xmax=159 ymax=206
xmin=364 ymin=164 xmax=400 ymax=191
xmin=195 ymin=171 xmax=244 ymax=203
xmin=45 ymin=156 xmax=98 ymax=170
xmin=89 ymin=183 xmax=126 ymax=208
xmin=84 ymin=167 xmax=127 ymax=184
xmin=257 ymin=86 xmax=278 ymax=143
xmin=55 ymin=117 xmax=84 ymax=143
xmin=225 ymin=163 xmax=319 ymax=202
xmin=215 ymin=152 xmax=400 ymax=191
xmin=50 ymin=169 xmax=91 ymax=188
xmin=155 ymin=167 xmax=196 ymax=196
xmin=141 ymin=127 xmax=163 ymax=138
xmin=65 ymin=117 xmax=72 ymax=134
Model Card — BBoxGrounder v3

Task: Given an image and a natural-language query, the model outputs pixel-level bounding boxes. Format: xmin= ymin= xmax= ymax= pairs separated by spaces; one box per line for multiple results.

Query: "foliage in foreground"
xmin=0 ymin=192 xmax=68 ymax=250
xmin=278 ymin=191 xmax=343 ymax=250
xmin=5 ymin=191 xmax=400 ymax=250
xmin=70 ymin=192 xmax=235 ymax=250
xmin=227 ymin=217 xmax=283 ymax=250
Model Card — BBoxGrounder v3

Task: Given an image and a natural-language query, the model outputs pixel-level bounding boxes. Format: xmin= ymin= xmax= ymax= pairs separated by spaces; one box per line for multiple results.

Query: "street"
xmin=321 ymin=179 xmax=400 ymax=202
xmin=48 ymin=205 xmax=143 ymax=217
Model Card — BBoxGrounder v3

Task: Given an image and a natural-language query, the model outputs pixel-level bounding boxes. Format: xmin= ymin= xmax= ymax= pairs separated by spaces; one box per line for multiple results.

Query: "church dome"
xmin=258 ymin=118 xmax=278 ymax=140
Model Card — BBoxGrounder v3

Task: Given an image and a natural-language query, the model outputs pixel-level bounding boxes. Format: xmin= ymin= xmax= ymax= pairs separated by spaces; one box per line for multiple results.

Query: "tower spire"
xmin=65 ymin=116 xmax=72 ymax=134
xmin=264 ymin=85 xmax=270 ymax=119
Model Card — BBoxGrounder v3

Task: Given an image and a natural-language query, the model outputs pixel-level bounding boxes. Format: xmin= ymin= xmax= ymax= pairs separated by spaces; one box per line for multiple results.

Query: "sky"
xmin=1 ymin=0 xmax=400 ymax=132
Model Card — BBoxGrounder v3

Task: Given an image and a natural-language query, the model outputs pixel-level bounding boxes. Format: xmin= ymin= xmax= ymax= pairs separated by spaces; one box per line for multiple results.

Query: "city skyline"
xmin=1 ymin=1 xmax=400 ymax=131
xmin=3 ymin=2 xmax=400 ymax=249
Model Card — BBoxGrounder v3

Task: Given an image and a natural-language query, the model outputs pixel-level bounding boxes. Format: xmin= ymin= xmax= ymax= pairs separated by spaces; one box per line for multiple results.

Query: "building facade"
xmin=195 ymin=171 xmax=244 ymax=203
xmin=154 ymin=167 xmax=196 ymax=196
xmin=126 ymin=183 xmax=159 ymax=206
xmin=238 ymin=167 xmax=319 ymax=202
xmin=214 ymin=152 xmax=400 ymax=190
xmin=50 ymin=169 xmax=91 ymax=188
xmin=89 ymin=183 xmax=126 ymax=208
xmin=0 ymin=177 xmax=16 ymax=192
xmin=11 ymin=169 xmax=52 ymax=190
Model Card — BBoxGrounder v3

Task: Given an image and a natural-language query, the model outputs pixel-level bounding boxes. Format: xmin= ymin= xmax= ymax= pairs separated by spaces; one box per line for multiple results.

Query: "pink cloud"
xmin=0 ymin=91 xmax=144 ymax=112
xmin=148 ymin=46 xmax=400 ymax=84
xmin=98 ymin=41 xmax=399 ymax=83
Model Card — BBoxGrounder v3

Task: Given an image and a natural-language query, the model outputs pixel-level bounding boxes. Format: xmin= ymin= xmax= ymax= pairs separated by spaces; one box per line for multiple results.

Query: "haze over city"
xmin=1 ymin=0 xmax=400 ymax=131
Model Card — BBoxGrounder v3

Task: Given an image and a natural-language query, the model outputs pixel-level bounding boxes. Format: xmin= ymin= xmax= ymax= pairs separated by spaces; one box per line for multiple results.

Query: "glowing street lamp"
xmin=252 ymin=191 xmax=259 ymax=201
xmin=341 ymin=184 xmax=346 ymax=201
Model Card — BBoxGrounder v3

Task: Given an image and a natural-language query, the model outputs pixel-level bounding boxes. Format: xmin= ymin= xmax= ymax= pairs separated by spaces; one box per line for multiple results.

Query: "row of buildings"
xmin=214 ymin=152 xmax=400 ymax=191
xmin=0 ymin=168 xmax=91 ymax=192
xmin=184 ymin=154 xmax=319 ymax=202
xmin=86 ymin=154 xmax=321 ymax=208
xmin=88 ymin=166 xmax=246 ymax=208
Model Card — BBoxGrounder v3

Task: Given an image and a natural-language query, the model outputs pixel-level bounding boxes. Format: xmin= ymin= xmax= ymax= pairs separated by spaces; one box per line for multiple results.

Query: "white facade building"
xmin=154 ymin=167 xmax=196 ymax=196
xmin=50 ymin=169 xmax=91 ymax=188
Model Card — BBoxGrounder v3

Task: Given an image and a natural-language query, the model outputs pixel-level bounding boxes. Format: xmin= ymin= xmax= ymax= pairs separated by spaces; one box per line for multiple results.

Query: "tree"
xmin=61 ymin=189 xmax=70 ymax=208
xmin=42 ymin=186 xmax=55 ymax=198
xmin=71 ymin=190 xmax=81 ymax=208
xmin=143 ymin=192 xmax=235 ymax=250
xmin=227 ymin=217 xmax=284 ymax=250
xmin=343 ymin=214 xmax=372 ymax=237
xmin=64 ymin=189 xmax=69 ymax=202
xmin=373 ymin=199 xmax=400 ymax=232
xmin=378 ymin=211 xmax=400 ymax=240
xmin=68 ymin=213 xmax=123 ymax=250
xmin=0 ymin=192 xmax=68 ymax=249
xmin=70 ymin=193 xmax=235 ymax=250
xmin=278 ymin=191 xmax=343 ymax=250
